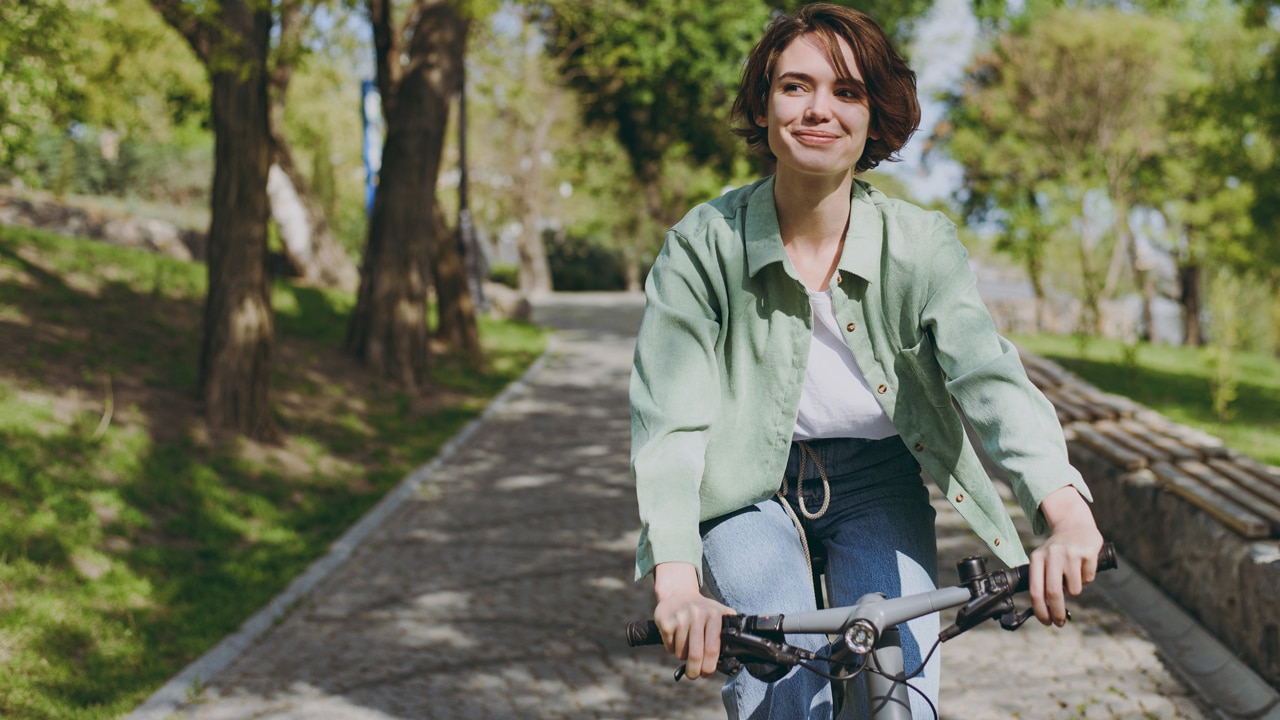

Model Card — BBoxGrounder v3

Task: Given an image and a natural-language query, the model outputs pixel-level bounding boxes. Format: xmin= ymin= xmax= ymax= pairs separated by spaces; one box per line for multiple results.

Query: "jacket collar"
xmin=744 ymin=175 xmax=884 ymax=285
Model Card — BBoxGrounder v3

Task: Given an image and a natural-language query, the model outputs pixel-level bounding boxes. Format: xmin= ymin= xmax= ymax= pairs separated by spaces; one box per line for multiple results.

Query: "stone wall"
xmin=1017 ymin=351 xmax=1280 ymax=690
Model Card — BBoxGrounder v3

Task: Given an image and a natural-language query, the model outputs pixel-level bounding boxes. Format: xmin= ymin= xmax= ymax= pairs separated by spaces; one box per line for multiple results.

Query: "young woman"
xmin=629 ymin=4 xmax=1103 ymax=718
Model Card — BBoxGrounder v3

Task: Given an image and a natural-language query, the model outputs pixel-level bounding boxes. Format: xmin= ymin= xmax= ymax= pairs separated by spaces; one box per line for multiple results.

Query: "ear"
xmin=755 ymin=113 xmax=768 ymax=129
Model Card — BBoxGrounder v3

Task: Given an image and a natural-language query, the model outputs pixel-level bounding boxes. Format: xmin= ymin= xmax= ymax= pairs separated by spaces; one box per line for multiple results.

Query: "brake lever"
xmin=1000 ymin=607 xmax=1071 ymax=631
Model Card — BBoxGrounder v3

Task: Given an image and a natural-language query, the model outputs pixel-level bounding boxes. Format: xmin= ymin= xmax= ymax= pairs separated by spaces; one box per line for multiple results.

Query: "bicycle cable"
xmin=789 ymin=634 xmax=943 ymax=720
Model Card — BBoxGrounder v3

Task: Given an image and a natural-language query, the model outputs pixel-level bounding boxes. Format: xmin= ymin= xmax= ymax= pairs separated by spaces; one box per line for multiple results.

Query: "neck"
xmin=773 ymin=169 xmax=854 ymax=250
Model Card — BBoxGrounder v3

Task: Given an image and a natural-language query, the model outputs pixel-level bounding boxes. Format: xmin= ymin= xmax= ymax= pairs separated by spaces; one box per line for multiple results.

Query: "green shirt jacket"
xmin=630 ymin=176 xmax=1092 ymax=581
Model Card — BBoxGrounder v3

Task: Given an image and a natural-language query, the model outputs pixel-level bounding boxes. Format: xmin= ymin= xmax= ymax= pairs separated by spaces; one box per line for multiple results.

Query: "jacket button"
xmin=955 ymin=494 xmax=964 ymax=502
xmin=994 ymin=538 xmax=1001 ymax=547
xmin=846 ymin=322 xmax=856 ymax=332
xmin=877 ymin=384 xmax=887 ymax=394
xmin=914 ymin=442 xmax=924 ymax=451
xmin=836 ymin=274 xmax=842 ymax=285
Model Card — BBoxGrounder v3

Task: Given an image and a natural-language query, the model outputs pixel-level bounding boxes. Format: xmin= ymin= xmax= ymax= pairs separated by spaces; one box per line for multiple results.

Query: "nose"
xmin=805 ymin=90 xmax=832 ymax=121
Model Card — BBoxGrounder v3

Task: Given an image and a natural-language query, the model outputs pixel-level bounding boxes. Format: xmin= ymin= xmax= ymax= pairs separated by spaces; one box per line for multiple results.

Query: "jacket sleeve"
xmin=630 ymin=228 xmax=724 ymax=580
xmin=918 ymin=214 xmax=1092 ymax=534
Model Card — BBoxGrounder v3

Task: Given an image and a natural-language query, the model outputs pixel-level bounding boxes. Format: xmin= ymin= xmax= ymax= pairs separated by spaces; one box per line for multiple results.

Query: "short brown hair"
xmin=732 ymin=3 xmax=920 ymax=173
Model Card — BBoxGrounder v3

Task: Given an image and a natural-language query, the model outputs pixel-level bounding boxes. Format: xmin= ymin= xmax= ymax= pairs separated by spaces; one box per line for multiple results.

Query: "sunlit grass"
xmin=0 ymin=224 xmax=547 ymax=719
xmin=1012 ymin=333 xmax=1280 ymax=466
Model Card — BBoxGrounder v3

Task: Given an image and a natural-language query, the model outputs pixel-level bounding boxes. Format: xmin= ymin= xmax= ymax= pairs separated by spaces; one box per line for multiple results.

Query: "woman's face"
xmin=758 ymin=33 xmax=875 ymax=182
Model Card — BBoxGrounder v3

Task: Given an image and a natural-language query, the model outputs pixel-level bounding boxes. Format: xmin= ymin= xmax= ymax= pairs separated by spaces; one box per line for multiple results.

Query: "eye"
xmin=781 ymin=82 xmax=805 ymax=94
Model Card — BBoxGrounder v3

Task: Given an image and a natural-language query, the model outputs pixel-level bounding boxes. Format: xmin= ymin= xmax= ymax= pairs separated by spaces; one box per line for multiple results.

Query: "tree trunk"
xmin=199 ymin=2 xmax=277 ymax=440
xmin=1026 ymin=250 xmax=1046 ymax=333
xmin=265 ymin=3 xmax=359 ymax=293
xmin=268 ymin=140 xmax=360 ymax=292
xmin=431 ymin=204 xmax=484 ymax=365
xmin=512 ymin=102 xmax=556 ymax=295
xmin=1178 ymin=262 xmax=1203 ymax=347
xmin=346 ymin=0 xmax=470 ymax=392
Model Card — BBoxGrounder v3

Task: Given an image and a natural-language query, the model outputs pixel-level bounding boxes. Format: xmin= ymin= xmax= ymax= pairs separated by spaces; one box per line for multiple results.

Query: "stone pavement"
xmin=144 ymin=292 xmax=1213 ymax=720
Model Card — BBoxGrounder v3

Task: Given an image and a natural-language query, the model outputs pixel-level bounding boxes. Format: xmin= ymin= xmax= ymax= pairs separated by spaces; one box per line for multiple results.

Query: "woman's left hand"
xmin=1029 ymin=486 xmax=1104 ymax=627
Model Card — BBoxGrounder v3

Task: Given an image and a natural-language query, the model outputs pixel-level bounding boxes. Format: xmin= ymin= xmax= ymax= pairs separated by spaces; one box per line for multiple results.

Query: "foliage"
xmin=545 ymin=231 xmax=630 ymax=291
xmin=277 ymin=15 xmax=370 ymax=255
xmin=0 ymin=0 xmax=208 ymax=185
xmin=1012 ymin=332 xmax=1280 ymax=466
xmin=940 ymin=7 xmax=1189 ymax=334
xmin=0 ymin=223 xmax=545 ymax=718
xmin=546 ymin=0 xmax=771 ymax=185
xmin=0 ymin=0 xmax=90 ymax=172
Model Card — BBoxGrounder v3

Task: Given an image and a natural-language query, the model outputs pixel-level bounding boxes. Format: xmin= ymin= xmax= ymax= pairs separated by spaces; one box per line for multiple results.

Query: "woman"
xmin=629 ymin=4 xmax=1104 ymax=718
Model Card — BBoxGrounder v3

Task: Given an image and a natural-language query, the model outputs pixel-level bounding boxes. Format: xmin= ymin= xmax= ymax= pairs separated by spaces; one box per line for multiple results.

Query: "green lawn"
xmin=0 ymin=224 xmax=546 ymax=719
xmin=1011 ymin=333 xmax=1280 ymax=466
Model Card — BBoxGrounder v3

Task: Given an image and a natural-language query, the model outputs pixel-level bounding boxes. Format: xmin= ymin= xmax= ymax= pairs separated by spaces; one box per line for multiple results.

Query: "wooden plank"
xmin=1205 ymin=459 xmax=1280 ymax=514
xmin=1019 ymin=352 xmax=1073 ymax=387
xmin=1116 ymin=419 xmax=1202 ymax=461
xmin=1214 ymin=456 xmax=1280 ymax=494
xmin=1056 ymin=386 xmax=1112 ymax=421
xmin=1022 ymin=364 xmax=1058 ymax=391
xmin=1179 ymin=461 xmax=1280 ymax=534
xmin=1072 ymin=424 xmax=1147 ymax=470
xmin=1150 ymin=462 xmax=1272 ymax=538
xmin=1093 ymin=420 xmax=1174 ymax=464
xmin=1080 ymin=389 xmax=1140 ymax=419
xmin=1043 ymin=388 xmax=1091 ymax=423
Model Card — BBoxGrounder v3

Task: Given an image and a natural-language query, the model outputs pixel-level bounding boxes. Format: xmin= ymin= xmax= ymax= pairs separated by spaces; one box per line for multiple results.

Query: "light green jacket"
xmin=630 ymin=176 xmax=1092 ymax=581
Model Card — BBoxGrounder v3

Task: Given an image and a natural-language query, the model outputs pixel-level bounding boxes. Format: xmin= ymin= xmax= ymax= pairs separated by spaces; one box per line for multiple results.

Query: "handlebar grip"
xmin=1098 ymin=541 xmax=1118 ymax=572
xmin=1013 ymin=541 xmax=1119 ymax=593
xmin=626 ymin=619 xmax=664 ymax=647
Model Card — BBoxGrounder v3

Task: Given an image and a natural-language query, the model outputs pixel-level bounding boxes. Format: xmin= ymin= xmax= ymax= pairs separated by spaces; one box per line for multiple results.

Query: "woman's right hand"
xmin=652 ymin=562 xmax=736 ymax=680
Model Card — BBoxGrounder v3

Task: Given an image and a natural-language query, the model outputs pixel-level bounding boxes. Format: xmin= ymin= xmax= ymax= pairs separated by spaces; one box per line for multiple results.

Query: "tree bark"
xmin=268 ymin=143 xmax=359 ymax=292
xmin=1179 ymin=262 xmax=1203 ymax=347
xmin=512 ymin=103 xmax=556 ymax=295
xmin=265 ymin=2 xmax=359 ymax=292
xmin=198 ymin=2 xmax=277 ymax=440
xmin=346 ymin=0 xmax=470 ymax=391
xmin=432 ymin=204 xmax=484 ymax=365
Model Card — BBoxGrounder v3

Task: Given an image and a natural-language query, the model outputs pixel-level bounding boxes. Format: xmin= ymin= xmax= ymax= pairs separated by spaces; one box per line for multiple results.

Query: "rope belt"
xmin=776 ymin=440 xmax=832 ymax=586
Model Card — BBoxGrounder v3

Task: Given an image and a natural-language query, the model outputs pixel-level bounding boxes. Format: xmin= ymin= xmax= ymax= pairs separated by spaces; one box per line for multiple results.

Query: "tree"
xmin=545 ymin=0 xmax=935 ymax=289
xmin=940 ymin=8 xmax=1186 ymax=338
xmin=467 ymin=10 xmax=564 ymax=294
xmin=150 ymin=0 xmax=278 ymax=439
xmin=266 ymin=0 xmax=361 ymax=292
xmin=1138 ymin=4 xmax=1265 ymax=346
xmin=346 ymin=0 xmax=481 ymax=390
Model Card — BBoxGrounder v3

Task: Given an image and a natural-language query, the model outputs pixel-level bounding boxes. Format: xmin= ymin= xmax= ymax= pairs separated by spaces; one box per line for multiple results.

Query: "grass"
xmin=1011 ymin=333 xmax=1280 ymax=466
xmin=0 ymin=224 xmax=546 ymax=719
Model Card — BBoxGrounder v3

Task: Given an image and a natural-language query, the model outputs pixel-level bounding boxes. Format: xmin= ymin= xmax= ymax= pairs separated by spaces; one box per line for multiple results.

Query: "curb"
xmin=123 ymin=337 xmax=558 ymax=720
xmin=1094 ymin=551 xmax=1280 ymax=720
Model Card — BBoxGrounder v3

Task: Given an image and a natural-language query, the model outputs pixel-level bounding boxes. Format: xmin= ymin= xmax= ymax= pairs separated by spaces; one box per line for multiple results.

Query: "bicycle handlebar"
xmin=625 ymin=542 xmax=1118 ymax=648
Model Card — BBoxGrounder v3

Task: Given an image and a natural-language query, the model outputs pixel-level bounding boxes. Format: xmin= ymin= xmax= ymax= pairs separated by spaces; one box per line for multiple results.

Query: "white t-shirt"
xmin=793 ymin=288 xmax=898 ymax=441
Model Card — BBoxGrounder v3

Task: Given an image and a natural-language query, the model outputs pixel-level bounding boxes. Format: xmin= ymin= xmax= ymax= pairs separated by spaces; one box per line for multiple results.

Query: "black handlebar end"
xmin=626 ymin=619 xmax=663 ymax=647
xmin=1098 ymin=542 xmax=1118 ymax=572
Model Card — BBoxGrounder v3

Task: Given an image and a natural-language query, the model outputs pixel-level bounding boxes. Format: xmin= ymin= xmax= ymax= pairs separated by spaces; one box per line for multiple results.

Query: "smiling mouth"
xmin=792 ymin=131 xmax=841 ymax=144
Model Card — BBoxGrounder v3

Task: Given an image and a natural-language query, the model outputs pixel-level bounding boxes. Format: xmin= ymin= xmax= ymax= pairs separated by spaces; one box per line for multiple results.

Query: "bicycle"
xmin=626 ymin=542 xmax=1119 ymax=720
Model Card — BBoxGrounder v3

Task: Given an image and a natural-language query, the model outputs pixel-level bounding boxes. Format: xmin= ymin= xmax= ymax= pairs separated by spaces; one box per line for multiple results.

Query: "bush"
xmin=488 ymin=263 xmax=519 ymax=289
xmin=546 ymin=232 xmax=628 ymax=291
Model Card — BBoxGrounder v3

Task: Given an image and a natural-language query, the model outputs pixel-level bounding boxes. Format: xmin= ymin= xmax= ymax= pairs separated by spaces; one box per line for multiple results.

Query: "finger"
xmin=1029 ymin=549 xmax=1050 ymax=626
xmin=1082 ymin=542 xmax=1100 ymax=585
xmin=701 ymin=614 xmax=721 ymax=678
xmin=1045 ymin=550 xmax=1068 ymax=626
xmin=685 ymin=615 xmax=705 ymax=679
xmin=1063 ymin=548 xmax=1084 ymax=597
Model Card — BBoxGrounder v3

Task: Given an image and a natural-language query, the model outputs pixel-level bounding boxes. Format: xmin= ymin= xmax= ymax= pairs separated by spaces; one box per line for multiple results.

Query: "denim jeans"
xmin=700 ymin=436 xmax=940 ymax=720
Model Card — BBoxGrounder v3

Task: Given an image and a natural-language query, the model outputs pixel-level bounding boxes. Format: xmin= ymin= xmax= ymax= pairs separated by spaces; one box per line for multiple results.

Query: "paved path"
xmin=157 ymin=293 xmax=1210 ymax=720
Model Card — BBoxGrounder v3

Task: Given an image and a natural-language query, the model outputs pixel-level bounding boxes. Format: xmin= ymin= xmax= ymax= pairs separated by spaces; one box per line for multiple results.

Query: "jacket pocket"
xmin=895 ymin=334 xmax=952 ymax=408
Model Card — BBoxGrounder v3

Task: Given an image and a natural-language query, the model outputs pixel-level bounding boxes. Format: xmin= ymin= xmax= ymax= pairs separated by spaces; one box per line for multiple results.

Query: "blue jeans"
xmin=700 ymin=436 xmax=940 ymax=720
